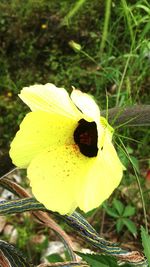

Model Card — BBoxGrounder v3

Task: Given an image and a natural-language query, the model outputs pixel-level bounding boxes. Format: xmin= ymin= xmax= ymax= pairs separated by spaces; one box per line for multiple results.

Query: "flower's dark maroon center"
xmin=74 ymin=119 xmax=98 ymax=157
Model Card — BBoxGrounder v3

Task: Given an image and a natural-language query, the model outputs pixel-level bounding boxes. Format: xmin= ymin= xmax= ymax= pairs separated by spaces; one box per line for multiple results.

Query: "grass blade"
xmin=0 ymin=240 xmax=32 ymax=267
xmin=141 ymin=226 xmax=150 ymax=266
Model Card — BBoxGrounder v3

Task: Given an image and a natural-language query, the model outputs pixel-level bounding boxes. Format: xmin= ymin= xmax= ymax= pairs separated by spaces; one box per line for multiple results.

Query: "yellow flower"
xmin=7 ymin=92 xmax=12 ymax=97
xmin=9 ymin=83 xmax=124 ymax=215
xmin=69 ymin=40 xmax=82 ymax=52
xmin=41 ymin=24 xmax=47 ymax=29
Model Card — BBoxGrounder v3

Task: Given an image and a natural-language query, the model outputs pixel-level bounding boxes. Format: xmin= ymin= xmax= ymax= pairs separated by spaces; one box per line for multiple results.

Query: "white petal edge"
xmin=19 ymin=83 xmax=82 ymax=119
xmin=71 ymin=89 xmax=100 ymax=122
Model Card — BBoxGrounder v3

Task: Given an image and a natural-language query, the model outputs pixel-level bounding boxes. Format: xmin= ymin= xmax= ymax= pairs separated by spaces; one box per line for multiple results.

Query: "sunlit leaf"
xmin=122 ymin=218 xmax=137 ymax=236
xmin=76 ymin=252 xmax=118 ymax=267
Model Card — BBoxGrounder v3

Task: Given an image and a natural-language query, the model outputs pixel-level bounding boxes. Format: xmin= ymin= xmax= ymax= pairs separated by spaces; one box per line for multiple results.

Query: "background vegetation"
xmin=0 ymin=0 xmax=150 ymax=265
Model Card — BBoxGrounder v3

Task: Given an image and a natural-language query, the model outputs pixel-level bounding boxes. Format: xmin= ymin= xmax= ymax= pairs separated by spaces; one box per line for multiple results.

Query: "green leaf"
xmin=117 ymin=150 xmax=129 ymax=168
xmin=103 ymin=203 xmax=119 ymax=218
xmin=123 ymin=205 xmax=136 ymax=217
xmin=0 ymin=197 xmax=45 ymax=215
xmin=62 ymin=0 xmax=87 ymax=25
xmin=141 ymin=226 xmax=150 ymax=265
xmin=122 ymin=218 xmax=137 ymax=236
xmin=126 ymin=146 xmax=133 ymax=154
xmin=0 ymin=240 xmax=32 ymax=266
xmin=116 ymin=219 xmax=124 ymax=233
xmin=46 ymin=253 xmax=64 ymax=263
xmin=84 ymin=207 xmax=97 ymax=218
xmin=76 ymin=252 xmax=118 ymax=267
xmin=130 ymin=156 xmax=139 ymax=172
xmin=113 ymin=199 xmax=124 ymax=215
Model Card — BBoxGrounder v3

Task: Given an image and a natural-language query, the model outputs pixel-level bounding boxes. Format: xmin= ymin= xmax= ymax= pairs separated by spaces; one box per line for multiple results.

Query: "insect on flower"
xmin=10 ymin=83 xmax=125 ymax=215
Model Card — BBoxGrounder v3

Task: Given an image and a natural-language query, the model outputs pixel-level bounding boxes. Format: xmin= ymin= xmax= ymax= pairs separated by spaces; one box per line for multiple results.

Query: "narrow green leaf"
xmin=116 ymin=219 xmax=124 ymax=233
xmin=0 ymin=240 xmax=32 ymax=266
xmin=135 ymin=4 xmax=150 ymax=14
xmin=47 ymin=253 xmax=64 ymax=263
xmin=113 ymin=199 xmax=124 ymax=215
xmin=103 ymin=203 xmax=119 ymax=218
xmin=141 ymin=226 xmax=150 ymax=265
xmin=0 ymin=198 xmax=45 ymax=215
xmin=130 ymin=156 xmax=139 ymax=172
xmin=123 ymin=218 xmax=137 ymax=236
xmin=123 ymin=205 xmax=136 ymax=217
xmin=76 ymin=252 xmax=118 ymax=267
xmin=0 ymin=197 xmax=146 ymax=266
xmin=62 ymin=0 xmax=87 ymax=25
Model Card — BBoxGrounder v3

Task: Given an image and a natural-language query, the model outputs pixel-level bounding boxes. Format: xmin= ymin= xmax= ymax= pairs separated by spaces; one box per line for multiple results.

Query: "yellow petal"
xmin=77 ymin=132 xmax=124 ymax=212
xmin=71 ymin=89 xmax=100 ymax=122
xmin=10 ymin=111 xmax=77 ymax=168
xmin=27 ymin=134 xmax=124 ymax=215
xmin=19 ymin=83 xmax=81 ymax=119
xmin=27 ymin=145 xmax=97 ymax=215
xmin=71 ymin=89 xmax=105 ymax=147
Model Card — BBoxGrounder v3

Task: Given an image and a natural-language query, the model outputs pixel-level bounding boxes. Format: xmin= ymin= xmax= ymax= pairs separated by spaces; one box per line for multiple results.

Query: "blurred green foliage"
xmin=0 ymin=0 xmax=150 ymax=263
xmin=103 ymin=199 xmax=137 ymax=236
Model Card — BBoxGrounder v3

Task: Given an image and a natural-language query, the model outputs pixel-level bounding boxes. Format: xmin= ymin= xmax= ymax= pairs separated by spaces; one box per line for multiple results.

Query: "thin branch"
xmin=101 ymin=105 xmax=150 ymax=127
xmin=37 ymin=262 xmax=88 ymax=267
